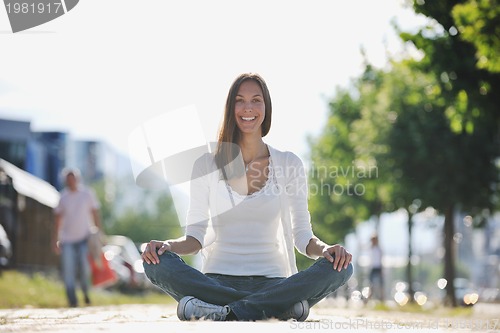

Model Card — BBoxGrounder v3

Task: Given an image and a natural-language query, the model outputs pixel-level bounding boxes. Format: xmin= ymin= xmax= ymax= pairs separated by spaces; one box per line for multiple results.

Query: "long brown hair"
xmin=215 ymin=73 xmax=272 ymax=176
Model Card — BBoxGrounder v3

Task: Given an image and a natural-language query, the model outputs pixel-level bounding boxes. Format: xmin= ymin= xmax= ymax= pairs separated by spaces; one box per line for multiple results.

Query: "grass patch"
xmin=0 ymin=270 xmax=172 ymax=309
xmin=433 ymin=305 xmax=474 ymax=318
xmin=363 ymin=300 xmax=430 ymax=313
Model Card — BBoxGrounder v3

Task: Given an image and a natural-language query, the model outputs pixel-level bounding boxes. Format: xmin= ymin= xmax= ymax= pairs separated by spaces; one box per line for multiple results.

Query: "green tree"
xmin=308 ymin=89 xmax=362 ymax=243
xmin=452 ymin=0 xmax=500 ymax=73
xmin=397 ymin=0 xmax=499 ymax=307
xmin=304 ymin=89 xmax=361 ymax=270
xmin=349 ymin=63 xmax=429 ymax=301
xmin=306 ymin=0 xmax=498 ymax=305
xmin=107 ymin=189 xmax=182 ymax=244
xmin=91 ymin=176 xmax=182 ymax=244
xmin=89 ymin=179 xmax=119 ymax=233
xmin=305 ymin=64 xmax=400 ymax=272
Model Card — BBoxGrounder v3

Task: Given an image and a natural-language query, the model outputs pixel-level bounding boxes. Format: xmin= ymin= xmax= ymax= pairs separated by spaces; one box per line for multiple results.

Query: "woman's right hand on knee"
xmin=141 ymin=240 xmax=172 ymax=265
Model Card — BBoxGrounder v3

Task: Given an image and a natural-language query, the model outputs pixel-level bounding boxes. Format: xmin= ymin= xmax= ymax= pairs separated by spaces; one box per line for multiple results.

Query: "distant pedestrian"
xmin=369 ymin=234 xmax=384 ymax=301
xmin=52 ymin=168 xmax=102 ymax=307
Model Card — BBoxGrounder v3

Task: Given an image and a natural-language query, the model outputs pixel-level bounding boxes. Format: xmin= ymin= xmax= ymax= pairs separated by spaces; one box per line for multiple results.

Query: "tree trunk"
xmin=443 ymin=205 xmax=457 ymax=307
xmin=407 ymin=210 xmax=415 ymax=302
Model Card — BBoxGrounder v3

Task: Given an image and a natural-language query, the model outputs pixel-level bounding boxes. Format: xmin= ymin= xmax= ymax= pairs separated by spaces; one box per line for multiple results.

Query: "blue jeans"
xmin=61 ymin=238 xmax=91 ymax=307
xmin=143 ymin=251 xmax=353 ymax=321
xmin=369 ymin=267 xmax=384 ymax=300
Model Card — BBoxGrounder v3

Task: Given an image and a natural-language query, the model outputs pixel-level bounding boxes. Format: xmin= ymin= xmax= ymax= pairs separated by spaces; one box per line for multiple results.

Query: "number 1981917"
xmin=5 ymin=2 xmax=62 ymax=14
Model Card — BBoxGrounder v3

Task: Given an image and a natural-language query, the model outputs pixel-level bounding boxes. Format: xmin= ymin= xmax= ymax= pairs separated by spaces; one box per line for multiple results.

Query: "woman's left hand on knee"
xmin=322 ymin=244 xmax=352 ymax=272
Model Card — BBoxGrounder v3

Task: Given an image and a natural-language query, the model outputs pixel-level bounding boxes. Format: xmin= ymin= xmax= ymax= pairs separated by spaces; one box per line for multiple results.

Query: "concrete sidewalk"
xmin=0 ymin=302 xmax=498 ymax=332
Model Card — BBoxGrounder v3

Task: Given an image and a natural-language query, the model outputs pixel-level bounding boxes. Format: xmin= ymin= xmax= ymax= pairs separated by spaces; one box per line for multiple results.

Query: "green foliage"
xmin=295 ymin=250 xmax=315 ymax=271
xmin=307 ymin=88 xmax=362 ymax=245
xmin=402 ymin=0 xmax=500 ymax=137
xmin=89 ymin=179 xmax=115 ymax=229
xmin=91 ymin=177 xmax=182 ymax=245
xmin=396 ymin=1 xmax=499 ymax=214
xmin=307 ymin=65 xmax=402 ymax=250
xmin=106 ymin=190 xmax=182 ymax=244
xmin=452 ymin=0 xmax=500 ymax=73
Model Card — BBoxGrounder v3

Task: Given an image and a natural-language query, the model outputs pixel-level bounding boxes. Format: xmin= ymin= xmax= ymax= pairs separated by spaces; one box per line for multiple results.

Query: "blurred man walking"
xmin=52 ymin=168 xmax=101 ymax=307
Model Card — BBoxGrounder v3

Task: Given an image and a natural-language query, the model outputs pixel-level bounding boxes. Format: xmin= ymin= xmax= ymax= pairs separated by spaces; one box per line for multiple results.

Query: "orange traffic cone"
xmin=88 ymin=253 xmax=117 ymax=288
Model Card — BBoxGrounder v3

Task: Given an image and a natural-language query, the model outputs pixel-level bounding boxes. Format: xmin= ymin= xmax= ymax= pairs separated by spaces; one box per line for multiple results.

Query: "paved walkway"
xmin=0 ymin=301 xmax=498 ymax=332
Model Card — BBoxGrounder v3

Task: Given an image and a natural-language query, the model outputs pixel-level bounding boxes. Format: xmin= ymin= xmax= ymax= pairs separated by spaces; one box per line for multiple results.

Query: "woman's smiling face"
xmin=234 ymin=79 xmax=265 ymax=136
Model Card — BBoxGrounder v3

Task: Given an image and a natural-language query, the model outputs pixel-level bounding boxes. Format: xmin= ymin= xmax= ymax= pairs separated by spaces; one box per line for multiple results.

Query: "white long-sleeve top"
xmin=202 ymin=158 xmax=284 ymax=277
xmin=186 ymin=144 xmax=318 ymax=277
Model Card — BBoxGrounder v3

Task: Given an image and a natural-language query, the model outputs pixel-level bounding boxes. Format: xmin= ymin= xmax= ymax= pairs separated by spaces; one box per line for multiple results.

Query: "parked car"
xmin=0 ymin=224 xmax=12 ymax=270
xmin=102 ymin=235 xmax=153 ymax=291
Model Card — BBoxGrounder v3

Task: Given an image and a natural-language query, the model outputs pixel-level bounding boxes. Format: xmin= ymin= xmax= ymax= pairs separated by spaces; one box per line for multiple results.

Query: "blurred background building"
xmin=0 ymin=119 xmax=31 ymax=171
xmin=0 ymin=117 xmax=121 ymax=272
xmin=1 ymin=118 xmax=118 ymax=190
